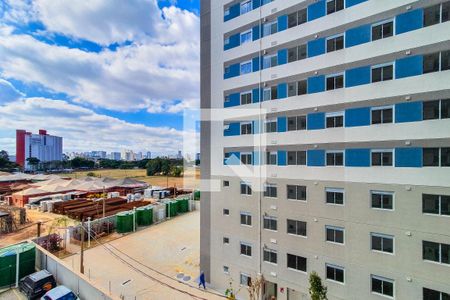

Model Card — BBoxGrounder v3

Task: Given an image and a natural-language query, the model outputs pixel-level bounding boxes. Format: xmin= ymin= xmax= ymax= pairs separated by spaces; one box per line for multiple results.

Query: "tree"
xmin=26 ymin=157 xmax=40 ymax=171
xmin=309 ymin=271 xmax=328 ymax=300
xmin=161 ymin=160 xmax=170 ymax=176
xmin=146 ymin=158 xmax=162 ymax=176
xmin=171 ymin=166 xmax=183 ymax=177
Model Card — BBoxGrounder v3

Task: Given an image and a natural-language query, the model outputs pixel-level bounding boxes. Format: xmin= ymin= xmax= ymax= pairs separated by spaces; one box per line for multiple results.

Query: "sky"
xmin=0 ymin=0 xmax=200 ymax=156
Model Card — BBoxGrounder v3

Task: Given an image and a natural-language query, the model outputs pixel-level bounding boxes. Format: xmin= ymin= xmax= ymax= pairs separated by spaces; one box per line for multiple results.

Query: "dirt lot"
xmin=60 ymin=167 xmax=200 ymax=189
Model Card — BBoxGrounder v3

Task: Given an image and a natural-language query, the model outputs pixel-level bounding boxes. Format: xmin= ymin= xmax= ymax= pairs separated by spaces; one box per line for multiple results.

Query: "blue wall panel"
xmin=252 ymin=88 xmax=260 ymax=103
xmin=278 ymin=15 xmax=288 ymax=32
xmin=278 ymin=49 xmax=288 ymax=65
xmin=224 ymin=63 xmax=240 ymax=79
xmin=224 ymin=4 xmax=240 ymax=22
xmin=252 ymin=56 xmax=260 ymax=72
xmin=345 ymin=107 xmax=371 ymax=127
xmin=224 ymin=123 xmax=240 ymax=136
xmin=307 ymin=150 xmax=325 ymax=166
xmin=345 ymin=149 xmax=371 ymax=167
xmin=277 ymin=151 xmax=287 ymax=166
xmin=252 ymin=151 xmax=261 ymax=165
xmin=307 ymin=113 xmax=325 ymax=130
xmin=395 ymin=55 xmax=423 ymax=79
xmin=225 ymin=152 xmax=241 ymax=165
xmin=307 ymin=75 xmax=325 ymax=94
xmin=395 ymin=9 xmax=423 ymax=35
xmin=345 ymin=25 xmax=371 ymax=47
xmin=345 ymin=66 xmax=371 ymax=87
xmin=252 ymin=25 xmax=260 ymax=41
xmin=277 ymin=117 xmax=287 ymax=132
xmin=395 ymin=148 xmax=423 ymax=168
xmin=307 ymin=38 xmax=326 ymax=58
xmin=252 ymin=120 xmax=261 ymax=134
xmin=308 ymin=0 xmax=326 ymax=21
xmin=224 ymin=93 xmax=240 ymax=108
xmin=277 ymin=83 xmax=287 ymax=99
xmin=346 ymin=0 xmax=368 ymax=8
xmin=395 ymin=101 xmax=423 ymax=123
xmin=252 ymin=0 xmax=261 ymax=9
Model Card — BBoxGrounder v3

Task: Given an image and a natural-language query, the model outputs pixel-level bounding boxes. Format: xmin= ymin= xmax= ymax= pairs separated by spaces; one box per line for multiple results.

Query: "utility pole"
xmin=80 ymin=221 xmax=85 ymax=274
xmin=103 ymin=185 xmax=106 ymax=218
xmin=37 ymin=221 xmax=42 ymax=237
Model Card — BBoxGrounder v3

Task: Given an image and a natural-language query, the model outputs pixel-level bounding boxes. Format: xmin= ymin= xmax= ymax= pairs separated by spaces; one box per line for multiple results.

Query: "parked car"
xmin=19 ymin=270 xmax=56 ymax=300
xmin=41 ymin=285 xmax=79 ymax=300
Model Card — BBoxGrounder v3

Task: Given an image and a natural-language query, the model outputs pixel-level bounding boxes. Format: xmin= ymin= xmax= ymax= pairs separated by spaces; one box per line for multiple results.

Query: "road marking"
xmin=122 ymin=279 xmax=132 ymax=286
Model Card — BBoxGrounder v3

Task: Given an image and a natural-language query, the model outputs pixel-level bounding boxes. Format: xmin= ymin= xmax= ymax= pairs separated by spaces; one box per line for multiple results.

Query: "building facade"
xmin=201 ymin=0 xmax=450 ymax=299
xmin=16 ymin=129 xmax=63 ymax=170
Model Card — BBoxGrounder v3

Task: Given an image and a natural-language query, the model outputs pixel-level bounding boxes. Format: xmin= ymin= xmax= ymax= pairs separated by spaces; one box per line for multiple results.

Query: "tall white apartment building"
xmin=201 ymin=1 xmax=450 ymax=299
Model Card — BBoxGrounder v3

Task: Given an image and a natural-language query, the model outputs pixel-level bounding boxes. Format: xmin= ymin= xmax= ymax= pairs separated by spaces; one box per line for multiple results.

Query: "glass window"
xmin=287 ymin=219 xmax=307 ymax=236
xmin=371 ymin=192 xmax=394 ymax=210
xmin=326 ymin=226 xmax=344 ymax=243
xmin=240 ymin=273 xmax=251 ymax=286
xmin=223 ymin=237 xmax=230 ymax=244
xmin=327 ymin=0 xmax=344 ymax=15
xmin=266 ymin=152 xmax=277 ymax=165
xmin=263 ymin=21 xmax=277 ymax=37
xmin=288 ymin=47 xmax=298 ymax=63
xmin=240 ymin=61 xmax=252 ymax=74
xmin=423 ymin=100 xmax=440 ymax=120
xmin=423 ymin=148 xmax=440 ymax=166
xmin=264 ymin=120 xmax=277 ymax=132
xmin=240 ymin=30 xmax=252 ymax=45
xmin=264 ymin=184 xmax=277 ymax=197
xmin=326 ymin=189 xmax=344 ymax=205
xmin=326 ymin=35 xmax=344 ymax=52
xmin=326 ymin=113 xmax=344 ymax=128
xmin=442 ymin=99 xmax=450 ymax=118
xmin=241 ymin=122 xmax=252 ymax=135
xmin=263 ymin=54 xmax=277 ymax=69
xmin=444 ymin=1 xmax=450 ymax=22
xmin=423 ymin=287 xmax=450 ymax=300
xmin=371 ymin=107 xmax=393 ymax=124
xmin=287 ymin=254 xmax=307 ymax=272
xmin=223 ymin=180 xmax=230 ymax=187
xmin=240 ymin=182 xmax=252 ymax=195
xmin=223 ymin=208 xmax=230 ymax=215
xmin=287 ymin=185 xmax=307 ymax=200
xmin=263 ymin=216 xmax=278 ymax=231
xmin=423 ymin=240 xmax=441 ymax=263
xmin=240 ymin=92 xmax=252 ymax=105
xmin=326 ymin=264 xmax=345 ymax=283
xmin=372 ymin=20 xmax=394 ymax=41
xmin=288 ymin=116 xmax=307 ymax=131
xmin=371 ymin=233 xmax=394 ymax=253
xmin=240 ymin=0 xmax=252 ymax=14
xmin=371 ymin=150 xmax=393 ymax=166
xmin=371 ymin=275 xmax=394 ymax=297
xmin=326 ymin=152 xmax=344 ymax=166
xmin=298 ymin=8 xmax=307 ymax=25
xmin=298 ymin=80 xmax=307 ymax=95
xmin=424 ymin=4 xmax=441 ymax=27
xmin=422 ymin=194 xmax=441 ymax=215
xmin=442 ymin=147 xmax=450 ymax=167
xmin=240 ymin=152 xmax=252 ymax=165
xmin=288 ymin=12 xmax=298 ymax=28
xmin=442 ymin=50 xmax=450 ymax=71
xmin=240 ymin=213 xmax=252 ymax=226
xmin=263 ymin=249 xmax=277 ymax=264
xmin=423 ymin=52 xmax=440 ymax=74
xmin=372 ymin=64 xmax=393 ymax=82
xmin=263 ymin=88 xmax=272 ymax=101
xmin=326 ymin=74 xmax=344 ymax=90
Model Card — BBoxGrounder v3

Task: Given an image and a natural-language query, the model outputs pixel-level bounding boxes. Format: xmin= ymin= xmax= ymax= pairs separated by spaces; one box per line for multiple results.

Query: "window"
xmin=240 ymin=61 xmax=252 ymax=75
xmin=326 ymin=35 xmax=344 ymax=53
xmin=263 ymin=248 xmax=278 ymax=264
xmin=287 ymin=151 xmax=307 ymax=165
xmin=371 ymin=275 xmax=394 ymax=298
xmin=263 ymin=216 xmax=278 ymax=231
xmin=326 ymin=188 xmax=344 ymax=205
xmin=264 ymin=184 xmax=277 ymax=198
xmin=264 ymin=119 xmax=277 ymax=132
xmin=327 ymin=0 xmax=344 ymax=15
xmin=423 ymin=148 xmax=450 ymax=167
xmin=241 ymin=122 xmax=252 ymax=135
xmin=240 ymin=30 xmax=252 ymax=45
xmin=287 ymin=185 xmax=307 ymax=200
xmin=240 ymin=212 xmax=252 ymax=226
xmin=423 ymin=287 xmax=450 ymax=300
xmin=424 ymin=52 xmax=441 ymax=73
xmin=223 ymin=180 xmax=230 ymax=187
xmin=371 ymin=106 xmax=393 ymax=124
xmin=423 ymin=99 xmax=450 ymax=120
xmin=371 ymin=150 xmax=393 ymax=166
xmin=287 ymin=116 xmax=307 ymax=131
xmin=288 ymin=80 xmax=307 ymax=97
xmin=423 ymin=194 xmax=450 ymax=216
xmin=326 ymin=226 xmax=344 ymax=244
xmin=288 ymin=8 xmax=307 ymax=28
xmin=287 ymin=219 xmax=307 ymax=236
xmin=223 ymin=266 xmax=229 ymax=274
xmin=326 ymin=112 xmax=344 ymax=128
xmin=288 ymin=44 xmax=307 ymax=63
xmin=241 ymin=152 xmax=252 ymax=165
xmin=266 ymin=152 xmax=277 ymax=165
xmin=240 ymin=91 xmax=252 ymax=105
xmin=372 ymin=20 xmax=394 ymax=41
xmin=223 ymin=237 xmax=230 ymax=244
xmin=240 ymin=182 xmax=252 ymax=195
xmin=326 ymin=74 xmax=344 ymax=90
xmin=442 ymin=50 xmax=450 ymax=71
xmin=263 ymin=20 xmax=277 ymax=37
xmin=371 ymin=233 xmax=394 ymax=254
xmin=326 ymin=264 xmax=345 ymax=283
xmin=263 ymin=54 xmax=278 ymax=69
xmin=240 ymin=243 xmax=252 ymax=257
xmin=263 ymin=86 xmax=277 ymax=101
xmin=423 ymin=240 xmax=450 ymax=264
xmin=223 ymin=208 xmax=230 ymax=215
xmin=326 ymin=151 xmax=344 ymax=166
xmin=372 ymin=64 xmax=393 ymax=82
xmin=287 ymin=253 xmax=307 ymax=272
xmin=424 ymin=2 xmax=450 ymax=27
xmin=224 ymin=95 xmax=230 ymax=104
xmin=371 ymin=191 xmax=394 ymax=210
xmin=224 ymin=9 xmax=230 ymax=17
xmin=240 ymin=273 xmax=251 ymax=286
xmin=240 ymin=0 xmax=252 ymax=14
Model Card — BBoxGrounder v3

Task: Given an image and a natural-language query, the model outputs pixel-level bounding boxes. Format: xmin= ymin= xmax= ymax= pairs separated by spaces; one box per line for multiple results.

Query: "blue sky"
xmin=0 ymin=0 xmax=200 ymax=156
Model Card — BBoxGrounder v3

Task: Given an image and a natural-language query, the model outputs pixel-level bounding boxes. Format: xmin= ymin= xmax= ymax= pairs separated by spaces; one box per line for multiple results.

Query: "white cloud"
xmin=0 ymin=0 xmax=199 ymax=113
xmin=0 ymin=78 xmax=25 ymax=103
xmin=0 ymin=97 xmax=198 ymax=154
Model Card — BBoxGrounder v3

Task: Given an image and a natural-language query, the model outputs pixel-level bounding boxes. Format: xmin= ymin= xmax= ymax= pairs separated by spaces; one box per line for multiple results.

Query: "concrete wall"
xmin=34 ymin=244 xmax=115 ymax=300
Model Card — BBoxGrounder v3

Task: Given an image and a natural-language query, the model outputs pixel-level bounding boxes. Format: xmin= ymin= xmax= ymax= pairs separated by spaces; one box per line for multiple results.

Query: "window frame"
xmin=287 ymin=219 xmax=307 ymax=237
xmin=240 ymin=121 xmax=252 ymax=135
xmin=326 ymin=34 xmax=345 ymax=53
xmin=325 ymin=111 xmax=344 ymax=128
xmin=325 ymin=225 xmax=345 ymax=244
xmin=422 ymin=193 xmax=450 ymax=216
xmin=325 ymin=263 xmax=345 ymax=284
xmin=371 ymin=105 xmax=394 ymax=125
xmin=371 ymin=275 xmax=395 ymax=298
xmin=371 ymin=62 xmax=394 ymax=83
xmin=240 ymin=212 xmax=252 ymax=226
xmin=326 ymin=0 xmax=344 ymax=15
xmin=370 ymin=191 xmax=395 ymax=211
xmin=422 ymin=240 xmax=450 ymax=265
xmin=371 ymin=149 xmax=394 ymax=167
xmin=263 ymin=215 xmax=278 ymax=231
xmin=326 ymin=150 xmax=344 ymax=166
xmin=240 ymin=181 xmax=252 ymax=195
xmin=240 ymin=91 xmax=252 ymax=105
xmin=265 ymin=151 xmax=278 ymax=165
xmin=371 ymin=232 xmax=395 ymax=254
xmin=223 ymin=208 xmax=230 ymax=216
xmin=240 ymin=151 xmax=253 ymax=165
xmin=263 ymin=248 xmax=278 ymax=265
xmin=240 ymin=272 xmax=252 ymax=286
xmin=263 ymin=183 xmax=278 ymax=198
xmin=240 ymin=0 xmax=253 ymax=15
xmin=287 ymin=150 xmax=307 ymax=166
xmin=240 ymin=242 xmax=252 ymax=257
xmin=325 ymin=188 xmax=345 ymax=205
xmin=240 ymin=29 xmax=252 ymax=45
xmin=240 ymin=60 xmax=253 ymax=75
xmin=371 ymin=19 xmax=395 ymax=41
xmin=287 ymin=253 xmax=307 ymax=273
xmin=325 ymin=73 xmax=344 ymax=91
